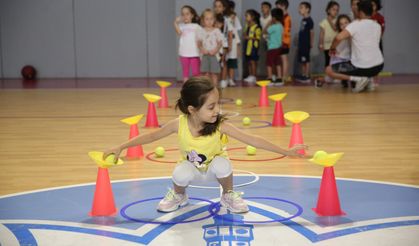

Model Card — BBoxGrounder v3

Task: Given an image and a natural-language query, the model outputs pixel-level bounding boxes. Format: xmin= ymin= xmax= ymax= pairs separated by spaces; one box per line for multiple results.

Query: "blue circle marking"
xmin=120 ymin=197 xmax=219 ymax=225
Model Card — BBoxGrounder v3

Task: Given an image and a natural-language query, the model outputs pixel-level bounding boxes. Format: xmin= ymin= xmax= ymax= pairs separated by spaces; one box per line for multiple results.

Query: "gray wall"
xmin=0 ymin=0 xmax=418 ymax=78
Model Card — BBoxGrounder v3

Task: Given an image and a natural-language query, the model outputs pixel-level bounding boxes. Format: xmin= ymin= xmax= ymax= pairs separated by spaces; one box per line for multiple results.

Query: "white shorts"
xmin=172 ymin=156 xmax=232 ymax=187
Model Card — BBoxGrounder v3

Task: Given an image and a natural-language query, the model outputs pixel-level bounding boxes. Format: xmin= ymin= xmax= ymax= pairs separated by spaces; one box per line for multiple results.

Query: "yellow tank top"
xmin=178 ymin=114 xmax=228 ymax=171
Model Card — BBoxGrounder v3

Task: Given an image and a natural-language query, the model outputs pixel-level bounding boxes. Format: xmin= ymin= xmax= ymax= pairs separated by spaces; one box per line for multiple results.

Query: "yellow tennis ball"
xmin=235 ymin=99 xmax=243 ymax=106
xmin=105 ymin=154 xmax=116 ymax=164
xmin=155 ymin=146 xmax=165 ymax=157
xmin=246 ymin=145 xmax=256 ymax=155
xmin=314 ymin=150 xmax=327 ymax=159
xmin=242 ymin=117 xmax=251 ymax=126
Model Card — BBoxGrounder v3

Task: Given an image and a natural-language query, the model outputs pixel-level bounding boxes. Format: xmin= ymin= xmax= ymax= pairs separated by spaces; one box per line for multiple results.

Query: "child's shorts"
xmin=245 ymin=47 xmax=259 ymax=61
xmin=297 ymin=48 xmax=311 ymax=63
xmin=279 ymin=44 xmax=290 ymax=55
xmin=332 ymin=61 xmax=384 ymax=77
xmin=201 ymin=55 xmax=221 ymax=73
xmin=227 ymin=59 xmax=238 ymax=69
xmin=266 ymin=48 xmax=281 ymax=67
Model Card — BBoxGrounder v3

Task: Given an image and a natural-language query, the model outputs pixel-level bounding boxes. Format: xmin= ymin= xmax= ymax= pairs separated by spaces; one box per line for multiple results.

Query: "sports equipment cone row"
xmin=88 ymin=151 xmax=124 ymax=216
xmin=257 ymin=80 xmax=271 ymax=107
xmin=309 ymin=151 xmax=346 ymax=216
xmin=269 ymin=93 xmax=287 ymax=127
xmin=121 ymin=114 xmax=144 ymax=159
xmin=284 ymin=111 xmax=309 ymax=155
xmin=156 ymin=81 xmax=172 ymax=108
xmin=143 ymin=94 xmax=161 ymax=128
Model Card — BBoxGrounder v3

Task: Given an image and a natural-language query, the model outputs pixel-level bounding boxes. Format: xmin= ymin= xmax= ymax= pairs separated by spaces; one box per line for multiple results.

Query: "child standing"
xmin=319 ymin=1 xmax=340 ymax=72
xmin=296 ymin=2 xmax=314 ymax=83
xmin=259 ymin=2 xmax=272 ymax=79
xmin=264 ymin=8 xmax=284 ymax=86
xmin=243 ymin=9 xmax=262 ymax=84
xmin=197 ymin=9 xmax=224 ymax=86
xmin=275 ymin=0 xmax=291 ymax=83
xmin=104 ymin=76 xmax=307 ymax=213
xmin=174 ymin=6 xmax=201 ymax=83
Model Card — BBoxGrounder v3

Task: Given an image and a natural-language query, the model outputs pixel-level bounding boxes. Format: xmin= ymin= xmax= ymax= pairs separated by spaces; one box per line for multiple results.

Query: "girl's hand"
xmin=329 ymin=48 xmax=337 ymax=57
xmin=103 ymin=146 xmax=122 ymax=163
xmin=318 ymin=44 xmax=324 ymax=51
xmin=286 ymin=144 xmax=309 ymax=158
xmin=175 ymin=16 xmax=182 ymax=24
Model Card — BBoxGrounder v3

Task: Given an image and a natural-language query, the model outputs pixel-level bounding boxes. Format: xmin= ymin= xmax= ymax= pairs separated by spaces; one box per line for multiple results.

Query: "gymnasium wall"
xmin=0 ymin=0 xmax=418 ymax=78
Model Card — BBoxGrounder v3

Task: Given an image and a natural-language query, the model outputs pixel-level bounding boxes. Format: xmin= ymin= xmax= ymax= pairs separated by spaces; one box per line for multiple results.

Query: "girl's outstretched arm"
xmin=103 ymin=118 xmax=179 ymax=161
xmin=174 ymin=16 xmax=182 ymax=35
xmin=220 ymin=122 xmax=308 ymax=157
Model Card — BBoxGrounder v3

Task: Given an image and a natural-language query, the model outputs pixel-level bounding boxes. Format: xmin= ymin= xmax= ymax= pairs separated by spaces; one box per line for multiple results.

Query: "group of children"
xmin=174 ymin=0 xmax=385 ymax=91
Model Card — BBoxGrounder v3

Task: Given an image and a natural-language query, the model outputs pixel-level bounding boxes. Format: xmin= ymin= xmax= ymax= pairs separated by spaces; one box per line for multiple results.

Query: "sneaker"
xmin=314 ymin=79 xmax=324 ymax=88
xmin=272 ymin=75 xmax=277 ymax=81
xmin=297 ymin=75 xmax=311 ymax=84
xmin=273 ymin=78 xmax=284 ymax=87
xmin=228 ymin=79 xmax=236 ymax=87
xmin=352 ymin=77 xmax=370 ymax=93
xmin=220 ymin=80 xmax=228 ymax=89
xmin=341 ymin=80 xmax=349 ymax=88
xmin=220 ymin=190 xmax=249 ymax=213
xmin=243 ymin=76 xmax=253 ymax=83
xmin=157 ymin=189 xmax=189 ymax=212
xmin=248 ymin=76 xmax=257 ymax=84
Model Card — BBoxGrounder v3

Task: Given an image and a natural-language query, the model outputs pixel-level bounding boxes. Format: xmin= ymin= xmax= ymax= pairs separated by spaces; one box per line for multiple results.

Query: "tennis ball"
xmin=246 ymin=145 xmax=256 ymax=155
xmin=242 ymin=117 xmax=251 ymax=126
xmin=155 ymin=146 xmax=165 ymax=157
xmin=314 ymin=150 xmax=327 ymax=159
xmin=105 ymin=154 xmax=116 ymax=164
xmin=235 ymin=99 xmax=243 ymax=106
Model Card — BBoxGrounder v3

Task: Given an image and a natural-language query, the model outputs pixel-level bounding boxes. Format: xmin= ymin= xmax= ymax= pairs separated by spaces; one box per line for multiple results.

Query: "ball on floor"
xmin=246 ymin=145 xmax=256 ymax=155
xmin=242 ymin=117 xmax=251 ymax=126
xmin=155 ymin=146 xmax=165 ymax=157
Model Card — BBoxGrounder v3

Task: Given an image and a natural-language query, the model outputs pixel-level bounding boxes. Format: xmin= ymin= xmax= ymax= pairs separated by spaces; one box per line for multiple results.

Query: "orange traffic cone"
xmin=89 ymin=167 xmax=117 ymax=216
xmin=312 ymin=167 xmax=346 ymax=216
xmin=309 ymin=151 xmax=345 ymax=216
xmin=143 ymin=94 xmax=161 ymax=128
xmin=157 ymin=81 xmax=171 ymax=108
xmin=121 ymin=114 xmax=144 ymax=159
xmin=285 ymin=111 xmax=310 ymax=155
xmin=269 ymin=93 xmax=287 ymax=127
xmin=257 ymin=81 xmax=271 ymax=107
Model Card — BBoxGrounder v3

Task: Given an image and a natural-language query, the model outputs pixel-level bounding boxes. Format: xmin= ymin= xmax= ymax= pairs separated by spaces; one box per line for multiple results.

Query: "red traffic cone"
xmin=121 ymin=114 xmax=144 ymax=159
xmin=143 ymin=94 xmax=161 ymax=128
xmin=312 ymin=166 xmax=346 ymax=216
xmin=272 ymin=101 xmax=286 ymax=127
xmin=289 ymin=123 xmax=305 ymax=155
xmin=157 ymin=81 xmax=171 ymax=108
xmin=284 ymin=111 xmax=310 ymax=155
xmin=89 ymin=167 xmax=117 ymax=216
xmin=256 ymin=81 xmax=271 ymax=107
xmin=126 ymin=124 xmax=144 ymax=159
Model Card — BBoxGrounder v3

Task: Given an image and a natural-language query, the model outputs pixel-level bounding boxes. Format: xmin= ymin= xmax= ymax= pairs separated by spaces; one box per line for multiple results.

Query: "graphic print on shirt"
xmin=187 ymin=150 xmax=207 ymax=169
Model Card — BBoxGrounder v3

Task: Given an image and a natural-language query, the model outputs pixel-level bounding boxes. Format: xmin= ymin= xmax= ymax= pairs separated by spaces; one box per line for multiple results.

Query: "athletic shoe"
xmin=314 ymin=79 xmax=324 ymax=88
xmin=273 ymin=78 xmax=284 ymax=87
xmin=352 ymin=77 xmax=370 ymax=93
xmin=341 ymin=80 xmax=349 ymax=88
xmin=220 ymin=80 xmax=228 ymax=89
xmin=297 ymin=75 xmax=311 ymax=84
xmin=220 ymin=190 xmax=249 ymax=213
xmin=157 ymin=189 xmax=189 ymax=212
xmin=243 ymin=76 xmax=253 ymax=83
xmin=228 ymin=79 xmax=236 ymax=87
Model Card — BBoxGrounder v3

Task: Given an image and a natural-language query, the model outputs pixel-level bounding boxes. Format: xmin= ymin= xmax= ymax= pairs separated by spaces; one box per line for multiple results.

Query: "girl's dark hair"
xmin=214 ymin=0 xmax=234 ymax=16
xmin=271 ymin=8 xmax=284 ymax=24
xmin=215 ymin=13 xmax=225 ymax=31
xmin=336 ymin=14 xmax=351 ymax=32
xmin=326 ymin=1 xmax=340 ymax=15
xmin=245 ymin=9 xmax=261 ymax=28
xmin=175 ymin=76 xmax=225 ymax=136
xmin=371 ymin=0 xmax=382 ymax=11
xmin=182 ymin=5 xmax=200 ymax=24
xmin=357 ymin=0 xmax=373 ymax=16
